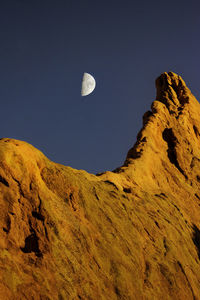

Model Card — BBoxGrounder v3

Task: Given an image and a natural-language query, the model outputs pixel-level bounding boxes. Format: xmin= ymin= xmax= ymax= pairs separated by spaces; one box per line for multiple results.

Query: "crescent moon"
xmin=81 ymin=73 xmax=96 ymax=96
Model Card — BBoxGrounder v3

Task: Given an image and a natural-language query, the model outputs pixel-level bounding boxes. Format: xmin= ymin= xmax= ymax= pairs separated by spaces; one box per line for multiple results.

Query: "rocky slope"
xmin=1 ymin=72 xmax=200 ymax=299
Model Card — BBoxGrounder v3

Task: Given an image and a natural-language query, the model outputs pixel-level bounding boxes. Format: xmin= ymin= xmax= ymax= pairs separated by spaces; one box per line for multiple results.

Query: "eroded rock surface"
xmin=1 ymin=72 xmax=200 ymax=299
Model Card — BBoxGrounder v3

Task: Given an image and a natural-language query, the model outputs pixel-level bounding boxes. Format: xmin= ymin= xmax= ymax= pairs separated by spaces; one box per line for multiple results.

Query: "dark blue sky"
xmin=0 ymin=0 xmax=200 ymax=174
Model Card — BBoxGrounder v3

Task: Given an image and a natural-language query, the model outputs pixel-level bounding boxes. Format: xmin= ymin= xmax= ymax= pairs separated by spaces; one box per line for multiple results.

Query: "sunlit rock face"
xmin=1 ymin=72 xmax=200 ymax=300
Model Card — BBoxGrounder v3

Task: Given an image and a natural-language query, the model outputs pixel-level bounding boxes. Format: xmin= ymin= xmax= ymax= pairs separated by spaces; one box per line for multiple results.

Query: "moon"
xmin=81 ymin=73 xmax=96 ymax=96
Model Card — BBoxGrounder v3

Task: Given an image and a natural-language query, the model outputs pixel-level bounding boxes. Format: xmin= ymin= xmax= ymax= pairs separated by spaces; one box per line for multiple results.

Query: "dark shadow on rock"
xmin=162 ymin=128 xmax=187 ymax=179
xmin=21 ymin=231 xmax=43 ymax=257
xmin=192 ymin=224 xmax=200 ymax=260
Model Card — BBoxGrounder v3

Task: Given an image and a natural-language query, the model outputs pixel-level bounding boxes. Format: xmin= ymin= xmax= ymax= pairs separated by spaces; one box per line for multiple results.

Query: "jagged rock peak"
xmin=114 ymin=71 xmax=200 ymax=195
xmin=155 ymin=71 xmax=193 ymax=113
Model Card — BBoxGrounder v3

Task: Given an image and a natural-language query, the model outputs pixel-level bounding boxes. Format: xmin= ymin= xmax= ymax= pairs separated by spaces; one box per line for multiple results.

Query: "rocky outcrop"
xmin=1 ymin=72 xmax=200 ymax=299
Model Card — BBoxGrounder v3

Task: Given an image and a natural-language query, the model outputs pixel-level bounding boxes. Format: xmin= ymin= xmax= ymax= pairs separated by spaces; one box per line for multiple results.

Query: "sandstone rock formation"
xmin=1 ymin=72 xmax=200 ymax=299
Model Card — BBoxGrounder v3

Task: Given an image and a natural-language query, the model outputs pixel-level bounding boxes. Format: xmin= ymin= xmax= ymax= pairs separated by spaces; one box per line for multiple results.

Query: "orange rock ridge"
xmin=0 ymin=72 xmax=200 ymax=299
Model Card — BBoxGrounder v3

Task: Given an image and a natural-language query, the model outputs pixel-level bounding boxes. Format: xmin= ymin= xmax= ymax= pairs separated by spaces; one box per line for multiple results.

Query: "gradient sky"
xmin=0 ymin=0 xmax=200 ymax=174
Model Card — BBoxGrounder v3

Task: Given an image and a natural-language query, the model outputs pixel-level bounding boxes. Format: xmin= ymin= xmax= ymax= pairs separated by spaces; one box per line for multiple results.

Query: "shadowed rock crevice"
xmin=21 ymin=212 xmax=44 ymax=257
xmin=3 ymin=215 xmax=11 ymax=234
xmin=32 ymin=197 xmax=49 ymax=241
xmin=192 ymin=224 xmax=200 ymax=260
xmin=12 ymin=176 xmax=25 ymax=197
xmin=193 ymin=125 xmax=200 ymax=138
xmin=21 ymin=229 xmax=42 ymax=257
xmin=176 ymin=261 xmax=196 ymax=299
xmin=0 ymin=175 xmax=9 ymax=187
xmin=162 ymin=128 xmax=187 ymax=178
xmin=32 ymin=211 xmax=45 ymax=221
xmin=32 ymin=196 xmax=45 ymax=221
xmin=104 ymin=180 xmax=119 ymax=190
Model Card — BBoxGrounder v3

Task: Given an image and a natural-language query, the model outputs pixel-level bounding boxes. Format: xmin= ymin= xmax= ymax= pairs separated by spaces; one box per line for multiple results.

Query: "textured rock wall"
xmin=0 ymin=72 xmax=200 ymax=299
